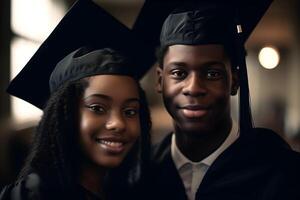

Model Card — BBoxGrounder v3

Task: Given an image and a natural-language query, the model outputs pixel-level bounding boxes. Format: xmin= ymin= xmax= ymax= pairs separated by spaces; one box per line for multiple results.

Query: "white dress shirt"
xmin=171 ymin=121 xmax=239 ymax=200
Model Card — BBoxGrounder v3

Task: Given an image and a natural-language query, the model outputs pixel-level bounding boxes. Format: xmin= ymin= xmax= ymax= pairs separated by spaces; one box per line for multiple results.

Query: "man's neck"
xmin=174 ymin=118 xmax=232 ymax=162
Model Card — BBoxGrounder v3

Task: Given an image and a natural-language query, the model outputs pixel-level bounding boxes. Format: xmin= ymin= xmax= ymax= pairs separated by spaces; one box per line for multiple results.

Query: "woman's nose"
xmin=105 ymin=111 xmax=126 ymax=133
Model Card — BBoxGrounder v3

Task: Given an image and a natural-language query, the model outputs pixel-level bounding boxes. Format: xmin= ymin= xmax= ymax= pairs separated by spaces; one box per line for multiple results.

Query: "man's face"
xmin=157 ymin=44 xmax=238 ymax=135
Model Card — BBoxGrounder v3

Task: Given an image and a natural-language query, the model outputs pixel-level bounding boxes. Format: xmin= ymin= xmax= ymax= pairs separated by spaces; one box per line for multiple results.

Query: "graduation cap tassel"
xmin=235 ymin=23 xmax=254 ymax=135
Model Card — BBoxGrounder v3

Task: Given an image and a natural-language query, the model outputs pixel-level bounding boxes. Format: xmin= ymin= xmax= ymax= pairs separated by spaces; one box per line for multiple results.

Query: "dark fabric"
xmin=0 ymin=173 xmax=52 ymax=200
xmin=49 ymin=47 xmax=136 ymax=93
xmin=0 ymin=173 xmax=103 ymax=200
xmin=160 ymin=2 xmax=236 ymax=47
xmin=160 ymin=0 xmax=273 ymax=47
xmin=148 ymin=128 xmax=300 ymax=200
xmin=0 ymin=172 xmax=145 ymax=200
xmin=6 ymin=0 xmax=182 ymax=109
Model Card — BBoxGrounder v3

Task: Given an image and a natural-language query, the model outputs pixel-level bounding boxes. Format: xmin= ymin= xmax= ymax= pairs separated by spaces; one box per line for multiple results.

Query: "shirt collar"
xmin=171 ymin=120 xmax=239 ymax=170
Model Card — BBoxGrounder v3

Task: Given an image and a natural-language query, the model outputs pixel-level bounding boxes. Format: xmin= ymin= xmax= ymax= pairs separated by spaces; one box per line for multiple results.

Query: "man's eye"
xmin=124 ymin=108 xmax=139 ymax=117
xmin=171 ymin=70 xmax=187 ymax=79
xmin=87 ymin=105 xmax=106 ymax=114
xmin=207 ymin=70 xmax=223 ymax=80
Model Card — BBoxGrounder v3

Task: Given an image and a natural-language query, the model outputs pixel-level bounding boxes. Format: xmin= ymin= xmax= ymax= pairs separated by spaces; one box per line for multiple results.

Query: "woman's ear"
xmin=231 ymin=70 xmax=239 ymax=95
xmin=156 ymin=66 xmax=163 ymax=93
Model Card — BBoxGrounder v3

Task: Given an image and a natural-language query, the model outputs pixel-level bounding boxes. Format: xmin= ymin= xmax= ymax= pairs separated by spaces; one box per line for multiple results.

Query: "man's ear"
xmin=231 ymin=70 xmax=239 ymax=95
xmin=156 ymin=66 xmax=163 ymax=93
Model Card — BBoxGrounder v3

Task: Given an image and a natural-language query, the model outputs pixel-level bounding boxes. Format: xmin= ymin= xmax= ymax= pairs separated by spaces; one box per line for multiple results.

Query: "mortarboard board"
xmin=160 ymin=0 xmax=273 ymax=47
xmin=159 ymin=0 xmax=274 ymax=133
xmin=7 ymin=0 xmax=178 ymax=109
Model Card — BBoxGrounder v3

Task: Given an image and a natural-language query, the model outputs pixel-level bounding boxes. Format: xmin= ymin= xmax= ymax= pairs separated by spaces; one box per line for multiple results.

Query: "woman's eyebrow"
xmin=84 ymin=95 xmax=140 ymax=104
xmin=83 ymin=94 xmax=111 ymax=101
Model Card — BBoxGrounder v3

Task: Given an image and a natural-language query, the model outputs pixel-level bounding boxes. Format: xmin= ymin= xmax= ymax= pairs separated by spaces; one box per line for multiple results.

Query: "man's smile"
xmin=178 ymin=104 xmax=209 ymax=119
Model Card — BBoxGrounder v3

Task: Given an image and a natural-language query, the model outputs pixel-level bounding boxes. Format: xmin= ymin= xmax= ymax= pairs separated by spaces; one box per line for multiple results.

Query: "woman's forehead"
xmin=83 ymin=75 xmax=139 ymax=100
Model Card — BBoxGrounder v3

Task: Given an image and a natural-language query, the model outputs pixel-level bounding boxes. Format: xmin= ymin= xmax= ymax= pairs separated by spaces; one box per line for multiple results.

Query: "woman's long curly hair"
xmin=17 ymin=52 xmax=151 ymax=197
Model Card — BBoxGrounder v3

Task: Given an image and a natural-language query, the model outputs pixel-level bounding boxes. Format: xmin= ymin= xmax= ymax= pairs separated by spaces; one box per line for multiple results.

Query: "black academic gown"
xmin=148 ymin=128 xmax=300 ymax=200
xmin=0 ymin=173 xmax=103 ymax=200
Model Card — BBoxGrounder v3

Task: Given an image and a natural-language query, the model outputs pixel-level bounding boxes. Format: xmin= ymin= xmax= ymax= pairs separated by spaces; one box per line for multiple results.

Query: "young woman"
xmin=0 ymin=47 xmax=151 ymax=200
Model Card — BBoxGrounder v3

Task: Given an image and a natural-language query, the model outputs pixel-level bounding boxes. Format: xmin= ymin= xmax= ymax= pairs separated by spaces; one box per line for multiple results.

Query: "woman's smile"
xmin=94 ymin=136 xmax=127 ymax=154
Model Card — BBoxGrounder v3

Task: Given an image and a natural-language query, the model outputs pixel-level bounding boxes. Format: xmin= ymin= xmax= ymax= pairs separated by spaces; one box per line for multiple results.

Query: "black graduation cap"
xmin=159 ymin=0 xmax=273 ymax=133
xmin=49 ymin=47 xmax=139 ymax=94
xmin=7 ymin=0 xmax=178 ymax=109
xmin=160 ymin=0 xmax=273 ymax=47
xmin=7 ymin=0 xmax=273 ymax=117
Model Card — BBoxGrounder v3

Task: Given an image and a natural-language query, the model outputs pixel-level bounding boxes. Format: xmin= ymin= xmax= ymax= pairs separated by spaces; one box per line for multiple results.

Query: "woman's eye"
xmin=171 ymin=69 xmax=187 ymax=79
xmin=87 ymin=105 xmax=106 ymax=114
xmin=124 ymin=108 xmax=139 ymax=117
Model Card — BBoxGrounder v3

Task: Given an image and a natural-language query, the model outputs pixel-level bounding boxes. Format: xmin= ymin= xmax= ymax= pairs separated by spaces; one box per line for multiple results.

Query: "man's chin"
xmin=177 ymin=122 xmax=213 ymax=136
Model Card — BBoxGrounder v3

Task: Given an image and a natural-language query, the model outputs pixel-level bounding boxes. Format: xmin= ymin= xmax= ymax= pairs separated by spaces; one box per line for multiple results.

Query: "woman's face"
xmin=78 ymin=75 xmax=140 ymax=168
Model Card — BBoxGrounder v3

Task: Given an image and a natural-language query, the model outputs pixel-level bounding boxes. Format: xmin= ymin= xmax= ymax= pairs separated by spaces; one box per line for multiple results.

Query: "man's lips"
xmin=179 ymin=104 xmax=209 ymax=118
xmin=181 ymin=104 xmax=208 ymax=110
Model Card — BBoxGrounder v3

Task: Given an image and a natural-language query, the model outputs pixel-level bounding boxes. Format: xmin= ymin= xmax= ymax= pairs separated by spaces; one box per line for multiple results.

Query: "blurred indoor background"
xmin=0 ymin=0 xmax=299 ymax=190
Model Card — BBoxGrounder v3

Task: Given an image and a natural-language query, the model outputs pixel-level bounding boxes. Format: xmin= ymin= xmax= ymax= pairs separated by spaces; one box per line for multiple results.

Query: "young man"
xmin=150 ymin=1 xmax=300 ymax=200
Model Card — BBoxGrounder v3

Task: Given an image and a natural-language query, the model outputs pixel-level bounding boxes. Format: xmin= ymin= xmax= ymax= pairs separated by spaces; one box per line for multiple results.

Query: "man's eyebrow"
xmin=166 ymin=62 xmax=188 ymax=68
xmin=166 ymin=61 xmax=225 ymax=68
xmin=203 ymin=61 xmax=226 ymax=67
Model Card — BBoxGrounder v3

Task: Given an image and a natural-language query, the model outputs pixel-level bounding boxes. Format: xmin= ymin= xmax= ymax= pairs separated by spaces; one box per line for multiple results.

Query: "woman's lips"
xmin=95 ymin=138 xmax=126 ymax=154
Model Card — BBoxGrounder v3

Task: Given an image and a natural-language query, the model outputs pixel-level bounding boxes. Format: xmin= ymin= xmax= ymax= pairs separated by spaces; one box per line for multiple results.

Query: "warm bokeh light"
xmin=94 ymin=0 xmax=145 ymax=29
xmin=258 ymin=46 xmax=280 ymax=69
xmin=10 ymin=38 xmax=43 ymax=124
xmin=11 ymin=0 xmax=65 ymax=42
xmin=10 ymin=0 xmax=67 ymax=125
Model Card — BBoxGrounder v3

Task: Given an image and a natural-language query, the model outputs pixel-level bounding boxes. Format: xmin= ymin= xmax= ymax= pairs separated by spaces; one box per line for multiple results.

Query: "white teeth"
xmin=97 ymin=139 xmax=123 ymax=147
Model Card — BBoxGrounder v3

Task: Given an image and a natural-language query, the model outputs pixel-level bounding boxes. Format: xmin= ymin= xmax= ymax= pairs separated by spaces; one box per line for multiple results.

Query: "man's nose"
xmin=182 ymin=73 xmax=207 ymax=97
xmin=105 ymin=111 xmax=126 ymax=133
